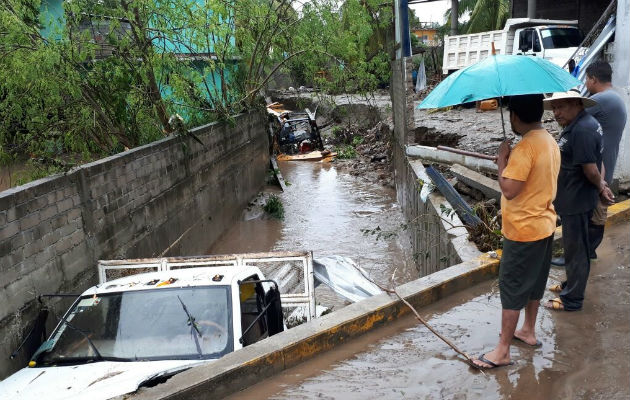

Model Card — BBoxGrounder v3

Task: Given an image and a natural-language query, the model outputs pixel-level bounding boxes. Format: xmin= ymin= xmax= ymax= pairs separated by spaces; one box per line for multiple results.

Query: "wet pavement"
xmin=208 ymin=161 xmax=415 ymax=307
xmin=227 ymin=222 xmax=630 ymax=400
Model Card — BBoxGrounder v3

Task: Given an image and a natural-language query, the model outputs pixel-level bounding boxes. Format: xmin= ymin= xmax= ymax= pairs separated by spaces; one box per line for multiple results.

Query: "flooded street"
xmin=227 ymin=222 xmax=630 ymax=400
xmin=208 ymin=161 xmax=416 ymax=307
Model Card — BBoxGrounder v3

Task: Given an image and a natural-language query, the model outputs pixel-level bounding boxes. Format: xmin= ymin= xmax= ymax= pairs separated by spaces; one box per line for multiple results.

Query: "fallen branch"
xmin=353 ymin=265 xmax=486 ymax=373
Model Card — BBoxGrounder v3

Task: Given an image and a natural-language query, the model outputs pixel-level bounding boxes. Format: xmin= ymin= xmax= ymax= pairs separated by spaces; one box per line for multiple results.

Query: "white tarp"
xmin=313 ymin=256 xmax=383 ymax=303
xmin=416 ymin=57 xmax=427 ymax=92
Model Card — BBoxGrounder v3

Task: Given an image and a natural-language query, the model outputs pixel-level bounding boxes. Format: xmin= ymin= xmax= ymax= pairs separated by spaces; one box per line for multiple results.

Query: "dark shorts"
xmin=499 ymin=234 xmax=554 ymax=310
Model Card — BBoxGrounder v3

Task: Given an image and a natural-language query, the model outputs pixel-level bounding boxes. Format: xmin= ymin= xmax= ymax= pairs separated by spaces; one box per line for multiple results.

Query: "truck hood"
xmin=0 ymin=360 xmax=209 ymax=400
xmin=544 ymin=47 xmax=578 ymax=68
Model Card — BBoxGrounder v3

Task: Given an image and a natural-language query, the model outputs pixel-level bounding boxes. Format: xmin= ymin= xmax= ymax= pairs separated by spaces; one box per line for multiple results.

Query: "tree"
xmin=0 ymin=0 xmax=395 ymax=182
xmin=443 ymin=0 xmax=509 ymax=34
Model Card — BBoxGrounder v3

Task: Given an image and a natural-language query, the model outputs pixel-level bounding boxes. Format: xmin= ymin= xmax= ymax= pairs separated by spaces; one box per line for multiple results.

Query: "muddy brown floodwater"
xmin=227 ymin=222 xmax=630 ymax=400
xmin=208 ymin=160 xmax=416 ymax=308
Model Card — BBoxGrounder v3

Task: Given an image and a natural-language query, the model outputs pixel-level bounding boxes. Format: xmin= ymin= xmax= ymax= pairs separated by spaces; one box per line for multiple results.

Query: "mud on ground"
xmin=412 ymin=104 xmax=562 ymax=156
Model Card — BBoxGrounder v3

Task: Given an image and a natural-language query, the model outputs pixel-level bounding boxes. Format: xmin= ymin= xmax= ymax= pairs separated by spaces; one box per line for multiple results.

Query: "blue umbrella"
xmin=418 ymin=55 xmax=582 ymax=109
xmin=417 ymin=54 xmax=582 ymax=138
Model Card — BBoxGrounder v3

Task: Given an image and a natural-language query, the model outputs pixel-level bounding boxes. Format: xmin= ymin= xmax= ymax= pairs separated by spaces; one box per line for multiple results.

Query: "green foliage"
xmin=282 ymin=0 xmax=393 ymax=93
xmin=442 ymin=0 xmax=509 ymax=34
xmin=439 ymin=204 xmax=456 ymax=220
xmin=335 ymin=145 xmax=357 ymax=159
xmin=351 ymin=135 xmax=364 ymax=146
xmin=1 ymin=0 xmax=394 ymax=186
xmin=263 ymin=194 xmax=285 ymax=219
xmin=361 ymin=226 xmax=398 ymax=241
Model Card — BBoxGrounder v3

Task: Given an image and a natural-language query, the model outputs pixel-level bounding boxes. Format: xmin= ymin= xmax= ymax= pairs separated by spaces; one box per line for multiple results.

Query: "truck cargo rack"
xmin=97 ymin=251 xmax=317 ymax=321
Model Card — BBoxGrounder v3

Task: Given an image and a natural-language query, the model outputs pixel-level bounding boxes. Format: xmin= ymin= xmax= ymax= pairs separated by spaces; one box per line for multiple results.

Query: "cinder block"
xmin=70 ymin=230 xmax=85 ymax=247
xmin=19 ymin=212 xmax=41 ymax=231
xmin=50 ymin=214 xmax=68 ymax=230
xmin=22 ymin=241 xmax=43 ymax=258
xmin=66 ymin=208 xmax=82 ymax=223
xmin=33 ymin=248 xmax=55 ymax=267
xmin=0 ymin=221 xmax=19 ymax=241
xmin=42 ymin=231 xmax=60 ymax=247
xmin=57 ymin=198 xmax=73 ymax=213
xmin=55 ymin=237 xmax=74 ymax=254
xmin=39 ymin=204 xmax=59 ymax=221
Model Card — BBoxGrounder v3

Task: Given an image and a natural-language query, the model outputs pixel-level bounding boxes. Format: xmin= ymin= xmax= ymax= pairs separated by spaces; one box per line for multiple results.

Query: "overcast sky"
xmin=409 ymin=0 xmax=451 ymax=24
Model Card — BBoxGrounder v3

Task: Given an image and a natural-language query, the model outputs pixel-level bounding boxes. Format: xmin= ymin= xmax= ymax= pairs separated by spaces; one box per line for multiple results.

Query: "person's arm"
xmin=497 ymin=140 xmax=526 ymax=200
xmin=582 ymin=163 xmax=614 ymax=204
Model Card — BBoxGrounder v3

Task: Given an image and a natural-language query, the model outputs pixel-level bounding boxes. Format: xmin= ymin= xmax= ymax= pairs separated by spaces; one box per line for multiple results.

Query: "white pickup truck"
xmin=0 ymin=252 xmax=380 ymax=400
xmin=442 ymin=18 xmax=583 ymax=74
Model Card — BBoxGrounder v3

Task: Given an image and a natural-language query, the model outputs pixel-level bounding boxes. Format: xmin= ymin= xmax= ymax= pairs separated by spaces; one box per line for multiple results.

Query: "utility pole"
xmin=527 ymin=0 xmax=536 ymax=19
xmin=450 ymin=0 xmax=458 ymax=36
xmin=400 ymin=0 xmax=411 ymax=57
xmin=394 ymin=0 xmax=411 ymax=58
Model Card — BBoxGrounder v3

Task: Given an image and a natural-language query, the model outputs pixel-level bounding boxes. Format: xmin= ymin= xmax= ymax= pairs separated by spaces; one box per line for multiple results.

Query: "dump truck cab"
xmin=0 ymin=252 xmax=316 ymax=400
xmin=442 ymin=18 xmax=582 ymax=75
xmin=510 ymin=21 xmax=582 ymax=68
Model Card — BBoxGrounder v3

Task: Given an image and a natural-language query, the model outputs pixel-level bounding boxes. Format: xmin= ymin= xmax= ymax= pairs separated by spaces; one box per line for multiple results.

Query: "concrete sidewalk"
xmin=231 ymin=221 xmax=629 ymax=400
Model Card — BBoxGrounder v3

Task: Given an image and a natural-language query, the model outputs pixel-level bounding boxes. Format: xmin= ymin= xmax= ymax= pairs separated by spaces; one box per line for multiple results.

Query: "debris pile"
xmin=326 ymin=119 xmax=394 ymax=187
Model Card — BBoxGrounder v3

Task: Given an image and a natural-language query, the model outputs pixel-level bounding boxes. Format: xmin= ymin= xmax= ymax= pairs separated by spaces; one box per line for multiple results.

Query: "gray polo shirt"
xmin=586 ymin=89 xmax=627 ymax=183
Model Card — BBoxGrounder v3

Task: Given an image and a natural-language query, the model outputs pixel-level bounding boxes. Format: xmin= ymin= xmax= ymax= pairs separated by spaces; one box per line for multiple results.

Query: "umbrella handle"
xmin=499 ymin=97 xmax=506 ymax=139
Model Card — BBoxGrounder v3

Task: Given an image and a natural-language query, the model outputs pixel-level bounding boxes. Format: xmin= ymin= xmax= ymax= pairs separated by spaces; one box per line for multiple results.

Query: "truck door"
xmin=516 ymin=28 xmax=542 ymax=57
xmin=238 ymin=275 xmax=269 ymax=347
xmin=237 ymin=275 xmax=285 ymax=347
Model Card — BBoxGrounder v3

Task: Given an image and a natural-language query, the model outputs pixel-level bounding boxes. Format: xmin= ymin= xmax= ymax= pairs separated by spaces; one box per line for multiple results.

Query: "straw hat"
xmin=543 ymin=89 xmax=597 ymax=110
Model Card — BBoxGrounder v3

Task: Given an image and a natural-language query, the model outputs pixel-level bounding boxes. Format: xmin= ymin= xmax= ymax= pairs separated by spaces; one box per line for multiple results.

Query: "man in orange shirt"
xmin=473 ymin=94 xmax=560 ymax=369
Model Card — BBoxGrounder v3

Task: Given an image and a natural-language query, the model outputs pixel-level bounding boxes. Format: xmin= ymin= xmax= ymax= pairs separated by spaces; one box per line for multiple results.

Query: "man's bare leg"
xmin=473 ymin=309 xmax=519 ymax=368
xmin=514 ymin=300 xmax=540 ymax=345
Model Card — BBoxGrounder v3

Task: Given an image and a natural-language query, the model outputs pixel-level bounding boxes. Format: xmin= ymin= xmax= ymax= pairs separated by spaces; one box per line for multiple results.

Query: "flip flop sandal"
xmin=472 ymin=354 xmax=514 ymax=370
xmin=513 ymin=335 xmax=543 ymax=347
xmin=545 ymin=297 xmax=565 ymax=311
xmin=549 ymin=284 xmax=562 ymax=293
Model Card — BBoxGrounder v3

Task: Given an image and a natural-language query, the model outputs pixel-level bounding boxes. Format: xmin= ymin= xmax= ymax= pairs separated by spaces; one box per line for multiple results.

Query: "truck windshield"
xmin=38 ymin=286 xmax=233 ymax=364
xmin=540 ymin=28 xmax=582 ymax=49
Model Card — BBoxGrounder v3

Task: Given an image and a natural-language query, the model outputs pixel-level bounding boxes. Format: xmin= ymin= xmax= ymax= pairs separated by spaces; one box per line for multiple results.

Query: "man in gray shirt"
xmin=585 ymin=61 xmax=627 ymax=257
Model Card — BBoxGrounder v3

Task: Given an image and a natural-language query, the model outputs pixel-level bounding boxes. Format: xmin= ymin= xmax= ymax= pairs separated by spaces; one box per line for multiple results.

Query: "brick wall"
xmin=0 ymin=111 xmax=269 ymax=377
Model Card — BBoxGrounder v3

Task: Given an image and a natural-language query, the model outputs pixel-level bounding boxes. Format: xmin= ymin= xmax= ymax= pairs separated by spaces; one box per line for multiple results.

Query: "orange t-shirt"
xmin=501 ymin=129 xmax=561 ymax=242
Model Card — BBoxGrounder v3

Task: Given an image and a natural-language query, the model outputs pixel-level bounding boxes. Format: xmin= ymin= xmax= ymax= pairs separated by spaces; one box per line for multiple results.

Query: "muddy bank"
xmin=412 ymin=105 xmax=561 ymax=156
xmin=228 ymin=222 xmax=629 ymax=400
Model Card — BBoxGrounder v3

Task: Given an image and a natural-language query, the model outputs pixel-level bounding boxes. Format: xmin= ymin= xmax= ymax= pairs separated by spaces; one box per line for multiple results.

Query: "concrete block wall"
xmin=0 ymin=112 xmax=269 ymax=378
xmin=390 ymin=57 xmax=480 ymax=277
xmin=391 ymin=59 xmax=408 ymax=145
xmin=392 ymin=144 xmax=480 ymax=277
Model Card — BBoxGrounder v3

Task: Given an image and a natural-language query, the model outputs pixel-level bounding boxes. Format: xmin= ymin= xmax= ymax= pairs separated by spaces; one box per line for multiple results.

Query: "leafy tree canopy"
xmin=0 ymin=0 xmax=393 ymax=181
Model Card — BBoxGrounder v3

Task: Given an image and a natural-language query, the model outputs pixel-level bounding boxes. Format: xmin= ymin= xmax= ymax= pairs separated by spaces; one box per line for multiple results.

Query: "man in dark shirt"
xmin=585 ymin=61 xmax=627 ymax=257
xmin=543 ymin=90 xmax=614 ymax=311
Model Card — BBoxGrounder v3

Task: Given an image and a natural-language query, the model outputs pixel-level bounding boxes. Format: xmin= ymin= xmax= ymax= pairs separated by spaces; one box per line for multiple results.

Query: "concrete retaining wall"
xmin=0 ymin=112 xmax=269 ymax=378
xmin=393 ymin=144 xmax=481 ymax=276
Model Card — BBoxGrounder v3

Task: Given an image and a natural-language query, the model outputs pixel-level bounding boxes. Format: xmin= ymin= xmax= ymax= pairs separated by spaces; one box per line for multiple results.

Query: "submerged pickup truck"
xmin=0 ymin=252 xmax=321 ymax=400
xmin=442 ymin=18 xmax=583 ymax=74
xmin=0 ymin=252 xmax=381 ymax=400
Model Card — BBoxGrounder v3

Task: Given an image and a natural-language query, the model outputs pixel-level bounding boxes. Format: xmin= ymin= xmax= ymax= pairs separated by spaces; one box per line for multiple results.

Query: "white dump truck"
xmin=442 ymin=18 xmax=583 ymax=74
xmin=0 ymin=252 xmax=380 ymax=400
